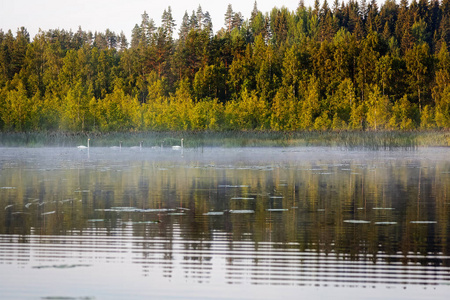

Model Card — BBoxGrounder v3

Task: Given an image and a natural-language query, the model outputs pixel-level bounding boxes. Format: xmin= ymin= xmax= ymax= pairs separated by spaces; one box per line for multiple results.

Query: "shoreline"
xmin=0 ymin=130 xmax=449 ymax=148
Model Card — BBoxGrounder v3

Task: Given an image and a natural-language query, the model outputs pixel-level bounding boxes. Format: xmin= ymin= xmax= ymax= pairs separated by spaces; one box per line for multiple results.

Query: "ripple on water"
xmin=229 ymin=210 xmax=255 ymax=214
xmin=344 ymin=220 xmax=371 ymax=224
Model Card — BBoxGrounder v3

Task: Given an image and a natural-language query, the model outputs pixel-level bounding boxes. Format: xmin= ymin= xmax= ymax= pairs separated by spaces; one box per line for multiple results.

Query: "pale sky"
xmin=0 ymin=0 xmax=313 ymax=41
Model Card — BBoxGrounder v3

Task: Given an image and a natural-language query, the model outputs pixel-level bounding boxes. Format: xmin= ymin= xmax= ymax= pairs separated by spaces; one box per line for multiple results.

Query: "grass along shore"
xmin=0 ymin=130 xmax=449 ymax=149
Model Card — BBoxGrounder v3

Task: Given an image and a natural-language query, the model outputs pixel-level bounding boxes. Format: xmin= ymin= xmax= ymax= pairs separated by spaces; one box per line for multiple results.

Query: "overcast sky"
xmin=0 ymin=0 xmax=313 ymax=41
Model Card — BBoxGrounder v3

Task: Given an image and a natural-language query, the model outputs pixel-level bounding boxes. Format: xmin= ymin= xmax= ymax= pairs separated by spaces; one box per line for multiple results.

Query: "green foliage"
xmin=389 ymin=95 xmax=415 ymax=130
xmin=300 ymin=76 xmax=321 ymax=129
xmin=59 ymin=80 xmax=93 ymax=131
xmin=92 ymin=87 xmax=141 ymax=131
xmin=224 ymin=88 xmax=269 ymax=130
xmin=349 ymin=102 xmax=366 ymax=130
xmin=270 ymin=86 xmax=300 ymax=130
xmin=0 ymin=1 xmax=449 ymax=133
xmin=0 ymin=79 xmax=38 ymax=131
xmin=435 ymin=87 xmax=450 ymax=128
xmin=420 ymin=105 xmax=436 ymax=129
xmin=366 ymin=84 xmax=391 ymax=130
xmin=328 ymin=78 xmax=355 ymax=126
xmin=190 ymin=98 xmax=223 ymax=130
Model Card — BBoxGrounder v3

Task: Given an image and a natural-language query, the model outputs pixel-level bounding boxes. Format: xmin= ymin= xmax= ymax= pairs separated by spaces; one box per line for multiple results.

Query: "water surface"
xmin=0 ymin=146 xmax=449 ymax=299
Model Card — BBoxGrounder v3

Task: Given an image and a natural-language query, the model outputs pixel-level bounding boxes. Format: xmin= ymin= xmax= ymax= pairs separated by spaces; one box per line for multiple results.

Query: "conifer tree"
xmin=225 ymin=4 xmax=234 ymax=33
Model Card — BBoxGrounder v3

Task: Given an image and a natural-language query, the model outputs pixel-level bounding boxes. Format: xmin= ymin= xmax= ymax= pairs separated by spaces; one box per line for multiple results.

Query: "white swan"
xmin=131 ymin=141 xmax=143 ymax=151
xmin=111 ymin=141 xmax=122 ymax=151
xmin=151 ymin=141 xmax=163 ymax=150
xmin=77 ymin=138 xmax=90 ymax=150
xmin=172 ymin=138 xmax=184 ymax=150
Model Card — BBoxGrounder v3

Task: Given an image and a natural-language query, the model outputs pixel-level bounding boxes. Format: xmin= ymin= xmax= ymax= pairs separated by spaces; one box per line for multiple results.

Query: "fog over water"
xmin=0 ymin=146 xmax=449 ymax=299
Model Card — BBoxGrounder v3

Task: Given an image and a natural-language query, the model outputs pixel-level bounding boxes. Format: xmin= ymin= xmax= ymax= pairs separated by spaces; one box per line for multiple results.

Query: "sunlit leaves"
xmin=270 ymin=86 xmax=300 ymax=130
xmin=92 ymin=87 xmax=141 ymax=131
xmin=366 ymin=84 xmax=391 ymax=130
xmin=224 ymin=88 xmax=269 ymax=130
xmin=0 ymin=80 xmax=38 ymax=131
xmin=405 ymin=43 xmax=432 ymax=110
xmin=389 ymin=95 xmax=415 ymax=130
xmin=1 ymin=1 xmax=450 ymax=132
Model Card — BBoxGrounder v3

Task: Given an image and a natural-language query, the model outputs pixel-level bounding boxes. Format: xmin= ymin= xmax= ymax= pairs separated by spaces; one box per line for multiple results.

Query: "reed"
xmin=0 ymin=130 xmax=448 ymax=149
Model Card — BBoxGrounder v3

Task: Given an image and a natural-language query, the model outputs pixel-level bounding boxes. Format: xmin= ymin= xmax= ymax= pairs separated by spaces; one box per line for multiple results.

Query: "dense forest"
xmin=1 ymin=0 xmax=450 ymax=132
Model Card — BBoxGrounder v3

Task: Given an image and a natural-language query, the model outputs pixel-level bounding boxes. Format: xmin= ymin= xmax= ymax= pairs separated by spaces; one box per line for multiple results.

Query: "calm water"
xmin=0 ymin=146 xmax=449 ymax=299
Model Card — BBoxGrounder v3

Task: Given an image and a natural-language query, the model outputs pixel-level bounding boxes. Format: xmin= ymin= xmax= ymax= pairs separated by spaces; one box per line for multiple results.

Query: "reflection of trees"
xmin=0 ymin=154 xmax=449 ymax=280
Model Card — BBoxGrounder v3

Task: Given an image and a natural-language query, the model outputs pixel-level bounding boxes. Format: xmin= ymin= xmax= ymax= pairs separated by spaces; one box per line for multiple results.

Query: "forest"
xmin=0 ymin=0 xmax=450 ymax=132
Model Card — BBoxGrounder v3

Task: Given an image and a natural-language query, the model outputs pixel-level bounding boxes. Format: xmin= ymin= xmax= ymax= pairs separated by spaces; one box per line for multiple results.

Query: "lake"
xmin=0 ymin=146 xmax=449 ymax=299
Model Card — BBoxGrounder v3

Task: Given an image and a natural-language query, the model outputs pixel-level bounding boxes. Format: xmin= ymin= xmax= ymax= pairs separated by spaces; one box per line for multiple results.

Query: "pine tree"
xmin=131 ymin=24 xmax=142 ymax=48
xmin=179 ymin=12 xmax=191 ymax=43
xmin=141 ymin=11 xmax=156 ymax=45
xmin=313 ymin=0 xmax=320 ymax=17
xmin=251 ymin=1 xmax=259 ymax=22
xmin=405 ymin=43 xmax=432 ymax=111
xmin=190 ymin=11 xmax=199 ymax=30
xmin=161 ymin=7 xmax=176 ymax=40
xmin=232 ymin=12 xmax=244 ymax=31
xmin=203 ymin=11 xmax=213 ymax=36
xmin=197 ymin=5 xmax=204 ymax=30
xmin=225 ymin=4 xmax=234 ymax=33
xmin=118 ymin=32 xmax=128 ymax=51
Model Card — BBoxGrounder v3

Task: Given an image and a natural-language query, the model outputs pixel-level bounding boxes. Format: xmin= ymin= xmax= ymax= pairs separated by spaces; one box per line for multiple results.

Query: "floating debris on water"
xmin=4 ymin=204 xmax=14 ymax=210
xmin=375 ymin=222 xmax=397 ymax=225
xmin=111 ymin=206 xmax=135 ymax=210
xmin=168 ymin=212 xmax=185 ymax=216
xmin=231 ymin=197 xmax=255 ymax=200
xmin=410 ymin=221 xmax=437 ymax=224
xmin=203 ymin=211 xmax=224 ymax=216
xmin=95 ymin=207 xmax=176 ymax=213
xmin=60 ymin=199 xmax=75 ymax=203
xmin=177 ymin=207 xmax=190 ymax=211
xmin=229 ymin=210 xmax=255 ymax=214
xmin=12 ymin=212 xmax=30 ymax=215
xmin=373 ymin=207 xmax=395 ymax=210
xmin=33 ymin=264 xmax=91 ymax=269
xmin=123 ymin=221 xmax=160 ymax=225
xmin=317 ymin=209 xmax=325 ymax=212
xmin=218 ymin=185 xmax=250 ymax=188
xmin=269 ymin=196 xmax=284 ymax=199
xmin=25 ymin=203 xmax=32 ymax=209
xmin=42 ymin=211 xmax=56 ymax=216
xmin=266 ymin=209 xmax=288 ymax=212
xmin=87 ymin=219 xmax=104 ymax=222
xmin=344 ymin=220 xmax=371 ymax=224
xmin=0 ymin=187 xmax=16 ymax=189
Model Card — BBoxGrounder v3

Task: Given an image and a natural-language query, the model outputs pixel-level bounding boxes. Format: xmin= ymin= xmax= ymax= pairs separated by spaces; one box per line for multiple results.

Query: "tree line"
xmin=0 ymin=0 xmax=450 ymax=132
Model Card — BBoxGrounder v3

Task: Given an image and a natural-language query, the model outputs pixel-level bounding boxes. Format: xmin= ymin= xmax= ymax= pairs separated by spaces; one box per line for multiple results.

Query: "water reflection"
xmin=0 ymin=147 xmax=449 ymax=298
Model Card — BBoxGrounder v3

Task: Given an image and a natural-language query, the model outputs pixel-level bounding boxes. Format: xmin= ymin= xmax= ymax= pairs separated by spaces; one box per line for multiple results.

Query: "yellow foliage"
xmin=388 ymin=95 xmax=415 ymax=130
xmin=224 ymin=89 xmax=269 ymax=130
xmin=420 ymin=105 xmax=436 ymax=129
xmin=314 ymin=110 xmax=332 ymax=130
xmin=366 ymin=85 xmax=391 ymax=130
